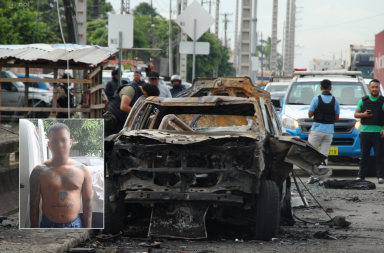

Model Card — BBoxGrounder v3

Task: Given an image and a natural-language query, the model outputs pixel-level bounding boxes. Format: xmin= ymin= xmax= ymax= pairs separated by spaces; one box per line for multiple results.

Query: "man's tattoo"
xmin=57 ymin=192 xmax=68 ymax=202
xmin=29 ymin=166 xmax=43 ymax=228
xmin=43 ymin=170 xmax=76 ymax=183
xmin=74 ymin=162 xmax=86 ymax=170
xmin=51 ymin=203 xmax=74 ymax=209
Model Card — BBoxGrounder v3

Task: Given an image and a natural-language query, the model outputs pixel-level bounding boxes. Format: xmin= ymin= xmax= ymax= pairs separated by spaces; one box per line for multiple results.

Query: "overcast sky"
xmin=108 ymin=0 xmax=384 ymax=68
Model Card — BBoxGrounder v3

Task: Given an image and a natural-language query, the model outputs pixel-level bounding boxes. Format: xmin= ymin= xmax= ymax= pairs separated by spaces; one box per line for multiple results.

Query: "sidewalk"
xmin=0 ymin=213 xmax=91 ymax=253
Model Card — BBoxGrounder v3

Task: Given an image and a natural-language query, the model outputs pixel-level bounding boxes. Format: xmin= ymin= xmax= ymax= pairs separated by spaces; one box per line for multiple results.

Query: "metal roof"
xmin=0 ymin=44 xmax=118 ymax=66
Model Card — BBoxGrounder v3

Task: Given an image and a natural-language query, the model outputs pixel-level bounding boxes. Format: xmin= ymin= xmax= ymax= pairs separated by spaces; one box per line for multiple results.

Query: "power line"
xmin=297 ymin=11 xmax=384 ymax=32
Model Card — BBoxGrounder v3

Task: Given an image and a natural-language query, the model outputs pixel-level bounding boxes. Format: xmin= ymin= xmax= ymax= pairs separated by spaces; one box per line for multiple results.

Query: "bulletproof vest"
xmin=360 ymin=95 xmax=384 ymax=126
xmin=106 ymin=82 xmax=143 ymax=123
xmin=313 ymin=94 xmax=336 ymax=124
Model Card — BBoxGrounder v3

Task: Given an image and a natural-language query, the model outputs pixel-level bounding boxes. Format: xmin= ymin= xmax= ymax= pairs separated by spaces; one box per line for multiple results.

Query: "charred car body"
xmin=104 ymin=77 xmax=325 ymax=240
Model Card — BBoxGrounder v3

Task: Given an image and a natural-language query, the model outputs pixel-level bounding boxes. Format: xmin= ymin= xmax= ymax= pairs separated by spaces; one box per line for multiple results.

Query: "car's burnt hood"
xmin=106 ymin=129 xmax=327 ymax=182
xmin=116 ymin=129 xmax=260 ymax=144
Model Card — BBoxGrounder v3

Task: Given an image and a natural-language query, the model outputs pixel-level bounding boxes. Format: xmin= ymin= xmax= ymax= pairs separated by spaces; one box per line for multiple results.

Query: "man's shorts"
xmin=40 ymin=213 xmax=82 ymax=228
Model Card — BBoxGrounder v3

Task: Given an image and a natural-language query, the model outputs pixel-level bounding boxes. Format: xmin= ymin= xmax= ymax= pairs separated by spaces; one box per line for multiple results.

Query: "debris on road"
xmin=95 ymin=232 xmax=122 ymax=242
xmin=324 ymin=179 xmax=376 ymax=190
xmin=313 ymin=231 xmax=337 ymax=240
xmin=139 ymin=241 xmax=162 ymax=248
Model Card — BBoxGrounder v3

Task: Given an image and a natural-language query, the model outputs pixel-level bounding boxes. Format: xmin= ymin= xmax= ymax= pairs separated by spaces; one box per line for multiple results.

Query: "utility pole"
xmin=93 ymin=0 xmax=98 ymax=19
xmin=201 ymin=0 xmax=213 ymax=14
xmin=169 ymin=0 xmax=173 ymax=76
xmin=288 ymin=0 xmax=296 ymax=73
xmin=126 ymin=0 xmax=130 ymax=13
xmin=233 ymin=0 xmax=239 ymax=74
xmin=75 ymin=0 xmax=87 ymax=105
xmin=251 ymin=0 xmax=258 ymax=82
xmin=215 ymin=0 xmax=220 ymax=37
xmin=179 ymin=0 xmax=188 ymax=81
xmin=63 ymin=0 xmax=76 ymax=43
xmin=239 ymin=0 xmax=252 ymax=77
xmin=283 ymin=0 xmax=290 ymax=75
xmin=151 ymin=0 xmax=155 ymax=47
xmin=221 ymin=13 xmax=232 ymax=48
xmin=260 ymin=31 xmax=263 ymax=84
xmin=176 ymin=0 xmax=182 ymax=74
xmin=269 ymin=0 xmax=278 ymax=74
xmin=121 ymin=0 xmax=124 ymax=14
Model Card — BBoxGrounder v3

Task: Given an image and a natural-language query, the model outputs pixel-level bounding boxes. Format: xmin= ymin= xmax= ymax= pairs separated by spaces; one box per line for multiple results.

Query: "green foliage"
xmin=0 ymin=1 xmax=59 ymax=44
xmin=30 ymin=119 xmax=104 ymax=157
xmin=87 ymin=19 xmax=108 ymax=46
xmin=132 ymin=2 xmax=158 ymax=17
xmin=186 ymin=33 xmax=235 ymax=82
xmin=87 ymin=0 xmax=113 ymax=20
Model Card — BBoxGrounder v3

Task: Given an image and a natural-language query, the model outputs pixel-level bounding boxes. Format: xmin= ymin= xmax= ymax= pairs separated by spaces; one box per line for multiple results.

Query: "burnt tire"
xmin=367 ymin=156 xmax=377 ymax=177
xmin=255 ymin=180 xmax=280 ymax=240
xmin=103 ymin=178 xmax=125 ymax=234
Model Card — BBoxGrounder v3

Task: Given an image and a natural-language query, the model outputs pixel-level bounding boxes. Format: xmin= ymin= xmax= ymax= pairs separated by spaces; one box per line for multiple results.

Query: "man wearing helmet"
xmin=170 ymin=75 xmax=186 ymax=97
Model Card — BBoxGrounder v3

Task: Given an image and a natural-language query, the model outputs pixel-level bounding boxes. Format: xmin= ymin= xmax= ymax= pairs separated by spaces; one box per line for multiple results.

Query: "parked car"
xmin=264 ymin=82 xmax=290 ymax=93
xmin=1 ymin=70 xmax=52 ymax=117
xmin=280 ymin=71 xmax=376 ymax=174
xmin=15 ymin=73 xmax=52 ymax=91
xmin=104 ymin=77 xmax=324 ymax=240
xmin=71 ymin=156 xmax=104 ymax=166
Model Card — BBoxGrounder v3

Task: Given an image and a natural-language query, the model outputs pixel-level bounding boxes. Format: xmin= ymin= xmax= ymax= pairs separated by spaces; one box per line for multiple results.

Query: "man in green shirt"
xmin=354 ymin=79 xmax=384 ymax=183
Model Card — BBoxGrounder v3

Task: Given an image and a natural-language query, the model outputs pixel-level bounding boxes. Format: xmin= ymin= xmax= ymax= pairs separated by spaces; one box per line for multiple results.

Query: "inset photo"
xmin=19 ymin=119 xmax=104 ymax=229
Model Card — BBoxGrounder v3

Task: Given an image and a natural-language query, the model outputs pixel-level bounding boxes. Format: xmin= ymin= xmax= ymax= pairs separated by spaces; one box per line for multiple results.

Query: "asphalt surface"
xmin=2 ymin=169 xmax=384 ymax=252
xmin=71 ymin=169 xmax=384 ymax=253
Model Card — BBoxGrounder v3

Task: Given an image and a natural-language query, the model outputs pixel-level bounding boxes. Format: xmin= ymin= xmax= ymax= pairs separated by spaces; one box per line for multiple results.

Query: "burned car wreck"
xmin=104 ymin=77 xmax=325 ymax=240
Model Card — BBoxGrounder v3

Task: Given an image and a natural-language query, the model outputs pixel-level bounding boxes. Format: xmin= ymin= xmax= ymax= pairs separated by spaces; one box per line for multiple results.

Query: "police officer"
xmin=105 ymin=69 xmax=128 ymax=100
xmin=170 ymin=75 xmax=186 ymax=97
xmin=131 ymin=70 xmax=146 ymax=86
xmin=355 ymin=79 xmax=384 ymax=183
xmin=307 ymin=79 xmax=340 ymax=184
xmin=103 ymin=82 xmax=159 ymax=137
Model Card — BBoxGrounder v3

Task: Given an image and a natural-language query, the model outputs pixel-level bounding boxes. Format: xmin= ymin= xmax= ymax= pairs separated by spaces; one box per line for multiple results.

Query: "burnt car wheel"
xmin=104 ymin=178 xmax=126 ymax=234
xmin=255 ymin=180 xmax=280 ymax=240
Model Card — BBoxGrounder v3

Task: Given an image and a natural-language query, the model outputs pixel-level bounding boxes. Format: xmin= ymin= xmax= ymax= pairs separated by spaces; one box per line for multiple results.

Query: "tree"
xmin=29 ymin=119 xmax=104 ymax=157
xmin=256 ymin=36 xmax=281 ymax=70
xmin=87 ymin=0 xmax=113 ymax=20
xmin=0 ymin=1 xmax=59 ymax=44
xmin=132 ymin=2 xmax=158 ymax=17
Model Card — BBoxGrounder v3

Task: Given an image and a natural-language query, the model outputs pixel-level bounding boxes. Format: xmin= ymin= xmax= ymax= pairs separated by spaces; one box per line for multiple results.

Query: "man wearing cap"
xmin=132 ymin=70 xmax=145 ymax=86
xmin=148 ymin=71 xmax=172 ymax=98
xmin=105 ymin=69 xmax=128 ymax=100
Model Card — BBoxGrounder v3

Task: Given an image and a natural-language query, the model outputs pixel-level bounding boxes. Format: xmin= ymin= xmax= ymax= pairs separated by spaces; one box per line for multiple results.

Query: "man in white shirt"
xmin=148 ymin=71 xmax=172 ymax=98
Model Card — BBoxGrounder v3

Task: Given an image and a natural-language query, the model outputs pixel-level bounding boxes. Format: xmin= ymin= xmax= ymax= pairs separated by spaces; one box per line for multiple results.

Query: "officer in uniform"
xmin=355 ymin=79 xmax=384 ymax=183
xmin=307 ymin=79 xmax=340 ymax=183
xmin=103 ymin=82 xmax=159 ymax=137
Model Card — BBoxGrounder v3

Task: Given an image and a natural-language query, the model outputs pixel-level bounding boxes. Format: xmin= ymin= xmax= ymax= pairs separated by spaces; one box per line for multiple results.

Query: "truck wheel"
xmin=367 ymin=157 xmax=377 ymax=177
xmin=255 ymin=180 xmax=280 ymax=240
xmin=103 ymin=178 xmax=126 ymax=234
xmin=28 ymin=100 xmax=49 ymax=118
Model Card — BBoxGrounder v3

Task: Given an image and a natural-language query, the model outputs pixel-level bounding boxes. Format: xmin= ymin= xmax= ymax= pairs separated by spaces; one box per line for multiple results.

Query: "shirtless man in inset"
xmin=29 ymin=123 xmax=93 ymax=228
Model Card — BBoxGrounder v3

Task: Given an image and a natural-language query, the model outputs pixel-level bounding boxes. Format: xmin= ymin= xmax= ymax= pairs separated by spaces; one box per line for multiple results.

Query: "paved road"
xmin=2 ymin=169 xmax=384 ymax=252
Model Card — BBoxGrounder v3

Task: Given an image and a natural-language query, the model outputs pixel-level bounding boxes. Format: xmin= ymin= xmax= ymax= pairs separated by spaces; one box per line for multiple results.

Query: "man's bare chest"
xmin=39 ymin=166 xmax=84 ymax=192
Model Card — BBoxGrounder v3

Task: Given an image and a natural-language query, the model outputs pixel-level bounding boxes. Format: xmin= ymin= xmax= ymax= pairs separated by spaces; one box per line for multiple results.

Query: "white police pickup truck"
xmin=280 ymin=71 xmax=376 ymax=175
